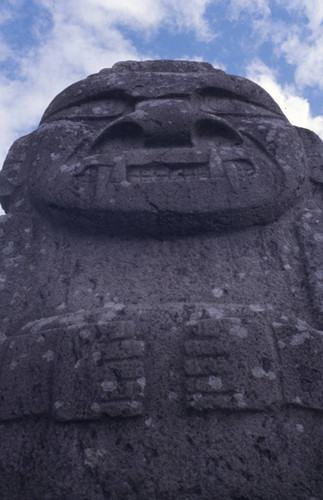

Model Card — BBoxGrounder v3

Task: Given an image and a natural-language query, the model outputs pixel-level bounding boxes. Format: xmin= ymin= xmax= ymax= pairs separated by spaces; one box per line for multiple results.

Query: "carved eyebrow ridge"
xmin=41 ymin=90 xmax=135 ymax=123
xmin=198 ymin=87 xmax=284 ymax=118
xmin=206 ymin=112 xmax=285 ymax=120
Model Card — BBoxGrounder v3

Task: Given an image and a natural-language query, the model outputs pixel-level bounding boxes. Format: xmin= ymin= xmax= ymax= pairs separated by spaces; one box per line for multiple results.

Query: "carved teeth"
xmin=111 ymin=156 xmax=126 ymax=182
xmin=209 ymin=149 xmax=224 ymax=179
xmin=127 ymin=163 xmax=209 ymax=182
xmin=224 ymin=161 xmax=240 ymax=192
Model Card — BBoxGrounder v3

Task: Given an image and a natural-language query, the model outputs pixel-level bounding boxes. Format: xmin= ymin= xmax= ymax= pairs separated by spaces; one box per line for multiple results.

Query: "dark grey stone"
xmin=0 ymin=60 xmax=322 ymax=499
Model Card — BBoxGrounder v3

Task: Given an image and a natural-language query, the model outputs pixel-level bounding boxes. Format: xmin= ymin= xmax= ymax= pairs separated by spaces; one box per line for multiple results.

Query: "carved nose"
xmin=92 ymin=99 xmax=243 ymax=150
xmin=134 ymin=100 xmax=192 ymax=147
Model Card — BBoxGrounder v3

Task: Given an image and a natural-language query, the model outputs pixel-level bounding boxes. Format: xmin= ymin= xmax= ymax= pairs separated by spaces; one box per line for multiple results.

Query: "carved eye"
xmin=88 ymin=100 xmax=127 ymax=117
xmin=201 ymin=98 xmax=269 ymax=117
xmin=195 ymin=119 xmax=243 ymax=145
xmin=92 ymin=121 xmax=144 ymax=151
xmin=46 ymin=99 xmax=128 ymax=122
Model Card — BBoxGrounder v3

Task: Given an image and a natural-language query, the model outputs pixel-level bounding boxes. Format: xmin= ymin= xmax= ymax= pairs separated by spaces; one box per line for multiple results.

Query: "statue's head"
xmin=0 ymin=60 xmax=320 ymax=235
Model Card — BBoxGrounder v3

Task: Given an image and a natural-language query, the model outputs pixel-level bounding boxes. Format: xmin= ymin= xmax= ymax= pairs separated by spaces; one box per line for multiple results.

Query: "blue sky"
xmin=0 ymin=0 xmax=322 ymax=173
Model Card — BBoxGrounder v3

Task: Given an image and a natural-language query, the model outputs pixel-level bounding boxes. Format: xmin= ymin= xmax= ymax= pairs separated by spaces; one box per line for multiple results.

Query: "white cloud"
xmin=224 ymin=1 xmax=323 ymax=91
xmin=279 ymin=31 xmax=323 ymax=90
xmin=163 ymin=0 xmax=214 ymax=41
xmin=247 ymin=60 xmax=323 ymax=139
xmin=227 ymin=0 xmax=271 ymax=20
xmin=278 ymin=0 xmax=323 ymax=31
xmin=39 ymin=0 xmax=213 ymax=39
xmin=248 ymin=1 xmax=323 ymax=90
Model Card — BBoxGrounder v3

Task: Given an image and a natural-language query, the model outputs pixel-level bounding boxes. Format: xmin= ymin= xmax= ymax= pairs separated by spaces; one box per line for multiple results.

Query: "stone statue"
xmin=0 ymin=60 xmax=322 ymax=499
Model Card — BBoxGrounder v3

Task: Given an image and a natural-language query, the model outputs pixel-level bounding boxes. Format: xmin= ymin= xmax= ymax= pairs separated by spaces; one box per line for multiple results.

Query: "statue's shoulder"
xmin=0 ymin=213 xmax=32 ymax=337
xmin=295 ymin=127 xmax=323 ymax=328
xmin=296 ymin=204 xmax=323 ymax=328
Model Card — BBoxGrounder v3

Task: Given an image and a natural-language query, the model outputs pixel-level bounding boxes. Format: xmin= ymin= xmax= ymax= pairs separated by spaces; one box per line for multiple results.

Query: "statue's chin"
xmin=33 ymin=182 xmax=287 ymax=237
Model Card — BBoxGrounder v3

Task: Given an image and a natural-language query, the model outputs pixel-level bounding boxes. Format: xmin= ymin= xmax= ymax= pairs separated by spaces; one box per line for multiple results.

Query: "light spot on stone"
xmin=9 ymin=341 xmax=15 ymax=349
xmin=233 ymin=393 xmax=247 ymax=408
xmin=101 ymin=380 xmax=117 ymax=392
xmin=84 ymin=448 xmax=105 ymax=467
xmin=291 ymin=332 xmax=310 ymax=346
xmin=278 ymin=340 xmax=286 ymax=349
xmin=208 ymin=376 xmax=223 ymax=390
xmin=60 ymin=164 xmax=75 ymax=173
xmin=293 ymin=396 xmax=302 ymax=404
xmin=252 ymin=366 xmax=266 ymax=378
xmin=145 ymin=417 xmax=152 ymax=427
xmin=251 ymin=366 xmax=276 ymax=380
xmin=91 ymin=402 xmax=101 ymax=412
xmin=10 ymin=360 xmax=18 ymax=370
xmin=212 ymin=287 xmax=223 ymax=298
xmin=303 ymin=222 xmax=312 ymax=231
xmin=79 ymin=329 xmax=91 ymax=339
xmin=137 ymin=376 xmax=146 ymax=393
xmin=206 ymin=306 xmax=224 ymax=319
xmin=238 ymin=272 xmax=246 ymax=279
xmin=230 ymin=326 xmax=248 ymax=338
xmin=131 ymin=401 xmax=140 ymax=409
xmin=266 ymin=371 xmax=276 ymax=380
xmin=296 ymin=319 xmax=308 ymax=331
xmin=92 ymin=105 xmax=104 ymax=114
xmin=314 ymin=233 xmax=323 ymax=242
xmin=249 ymin=304 xmax=265 ymax=312
xmin=54 ymin=401 xmax=64 ymax=409
xmin=193 ymin=393 xmax=202 ymax=401
xmin=74 ymin=359 xmax=82 ymax=369
xmin=57 ymin=303 xmax=66 ymax=311
xmin=168 ymin=391 xmax=178 ymax=401
xmin=296 ymin=424 xmax=304 ymax=433
xmin=3 ymin=242 xmax=14 ymax=256
xmin=92 ymin=351 xmax=102 ymax=362
xmin=186 ymin=320 xmax=198 ymax=326
xmin=50 ymin=153 xmax=60 ymax=161
xmin=283 ymin=263 xmax=292 ymax=270
xmin=36 ymin=335 xmax=45 ymax=343
xmin=42 ymin=350 xmax=55 ymax=362
xmin=266 ymin=130 xmax=276 ymax=141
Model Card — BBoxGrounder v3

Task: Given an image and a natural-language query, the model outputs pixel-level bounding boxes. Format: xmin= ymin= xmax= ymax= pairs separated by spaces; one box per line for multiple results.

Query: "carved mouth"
xmin=69 ymin=147 xmax=259 ymax=187
xmin=127 ymin=162 xmax=210 ymax=182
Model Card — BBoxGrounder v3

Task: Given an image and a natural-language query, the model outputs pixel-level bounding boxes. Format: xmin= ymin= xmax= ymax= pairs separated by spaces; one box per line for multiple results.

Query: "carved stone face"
xmin=26 ymin=60 xmax=306 ymax=234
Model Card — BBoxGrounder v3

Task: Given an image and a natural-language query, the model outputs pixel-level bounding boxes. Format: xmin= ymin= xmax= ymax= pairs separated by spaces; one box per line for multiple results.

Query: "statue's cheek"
xmin=27 ymin=123 xmax=96 ymax=208
xmin=239 ymin=121 xmax=307 ymax=195
xmin=241 ymin=121 xmax=306 ymax=170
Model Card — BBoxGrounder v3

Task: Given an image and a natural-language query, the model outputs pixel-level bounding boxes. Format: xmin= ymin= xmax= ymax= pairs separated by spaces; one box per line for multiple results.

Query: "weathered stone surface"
xmin=0 ymin=60 xmax=322 ymax=499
